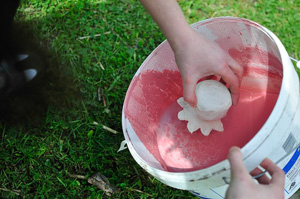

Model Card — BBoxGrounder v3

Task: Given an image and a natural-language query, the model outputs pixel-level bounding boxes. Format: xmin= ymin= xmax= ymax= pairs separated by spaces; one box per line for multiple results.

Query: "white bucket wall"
xmin=122 ymin=17 xmax=300 ymax=198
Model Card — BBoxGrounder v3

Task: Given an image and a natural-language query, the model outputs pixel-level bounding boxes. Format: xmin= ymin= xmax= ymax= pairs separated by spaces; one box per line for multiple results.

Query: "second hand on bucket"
xmin=223 ymin=142 xmax=300 ymax=184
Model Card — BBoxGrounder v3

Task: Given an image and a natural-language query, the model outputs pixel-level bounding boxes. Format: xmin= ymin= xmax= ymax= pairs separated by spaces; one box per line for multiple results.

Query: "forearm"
xmin=139 ymin=0 xmax=194 ymax=51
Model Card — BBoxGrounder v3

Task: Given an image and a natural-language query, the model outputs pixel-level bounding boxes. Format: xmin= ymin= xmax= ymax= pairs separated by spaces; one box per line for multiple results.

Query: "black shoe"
xmin=0 ymin=53 xmax=42 ymax=98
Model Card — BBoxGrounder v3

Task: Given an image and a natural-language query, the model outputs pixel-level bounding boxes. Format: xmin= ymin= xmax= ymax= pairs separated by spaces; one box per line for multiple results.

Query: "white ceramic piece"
xmin=177 ymin=80 xmax=232 ymax=135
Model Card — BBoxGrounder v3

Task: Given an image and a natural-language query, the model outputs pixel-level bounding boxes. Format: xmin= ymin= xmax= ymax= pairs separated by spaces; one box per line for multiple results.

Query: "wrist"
xmin=168 ymin=27 xmax=198 ymax=53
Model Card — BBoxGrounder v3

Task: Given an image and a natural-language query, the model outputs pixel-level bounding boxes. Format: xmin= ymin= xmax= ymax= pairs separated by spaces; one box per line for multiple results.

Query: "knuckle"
xmin=219 ymin=61 xmax=229 ymax=71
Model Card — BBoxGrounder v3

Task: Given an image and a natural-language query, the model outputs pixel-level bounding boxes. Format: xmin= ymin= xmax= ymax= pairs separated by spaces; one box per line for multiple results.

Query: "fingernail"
xmin=233 ymin=101 xmax=237 ymax=106
xmin=229 ymin=146 xmax=241 ymax=153
xmin=190 ymin=103 xmax=197 ymax=108
xmin=231 ymin=94 xmax=239 ymax=106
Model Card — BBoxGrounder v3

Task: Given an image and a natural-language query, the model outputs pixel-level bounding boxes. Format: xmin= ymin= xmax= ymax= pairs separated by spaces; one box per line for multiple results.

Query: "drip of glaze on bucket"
xmin=124 ymin=46 xmax=282 ymax=172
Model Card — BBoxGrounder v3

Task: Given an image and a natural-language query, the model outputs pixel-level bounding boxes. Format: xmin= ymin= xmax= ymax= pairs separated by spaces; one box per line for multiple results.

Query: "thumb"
xmin=182 ymin=77 xmax=197 ymax=107
xmin=228 ymin=147 xmax=251 ymax=182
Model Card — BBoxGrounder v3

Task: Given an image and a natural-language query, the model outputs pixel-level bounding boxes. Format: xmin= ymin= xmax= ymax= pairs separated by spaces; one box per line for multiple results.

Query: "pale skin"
xmin=139 ymin=0 xmax=243 ymax=106
xmin=226 ymin=147 xmax=285 ymax=199
xmin=140 ymin=0 xmax=285 ymax=197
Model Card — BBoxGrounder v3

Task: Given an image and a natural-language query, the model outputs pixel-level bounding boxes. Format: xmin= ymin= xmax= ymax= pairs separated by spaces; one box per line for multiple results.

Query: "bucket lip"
xmin=122 ymin=17 xmax=294 ymax=179
xmin=190 ymin=16 xmax=263 ymax=28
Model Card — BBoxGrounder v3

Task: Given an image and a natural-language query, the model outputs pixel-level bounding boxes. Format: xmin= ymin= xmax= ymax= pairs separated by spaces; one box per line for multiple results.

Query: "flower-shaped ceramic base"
xmin=177 ymin=80 xmax=232 ymax=136
xmin=177 ymin=97 xmax=224 ymax=136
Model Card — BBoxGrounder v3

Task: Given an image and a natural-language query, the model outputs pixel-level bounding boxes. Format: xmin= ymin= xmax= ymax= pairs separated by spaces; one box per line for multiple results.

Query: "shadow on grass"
xmin=0 ymin=21 xmax=81 ymax=129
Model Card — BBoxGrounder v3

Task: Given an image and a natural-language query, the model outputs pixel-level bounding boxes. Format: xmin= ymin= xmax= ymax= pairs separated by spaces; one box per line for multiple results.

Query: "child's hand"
xmin=173 ymin=29 xmax=243 ymax=107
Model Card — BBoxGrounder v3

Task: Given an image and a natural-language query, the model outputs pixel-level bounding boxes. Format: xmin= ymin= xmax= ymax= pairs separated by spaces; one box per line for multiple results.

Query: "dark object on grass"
xmin=0 ymin=0 xmax=45 ymax=100
xmin=88 ymin=172 xmax=120 ymax=196
xmin=0 ymin=53 xmax=44 ymax=99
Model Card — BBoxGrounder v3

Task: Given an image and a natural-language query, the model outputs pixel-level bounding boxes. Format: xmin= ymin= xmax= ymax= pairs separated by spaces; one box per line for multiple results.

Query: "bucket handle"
xmin=290 ymin=57 xmax=300 ymax=69
xmin=223 ymin=141 xmax=300 ymax=184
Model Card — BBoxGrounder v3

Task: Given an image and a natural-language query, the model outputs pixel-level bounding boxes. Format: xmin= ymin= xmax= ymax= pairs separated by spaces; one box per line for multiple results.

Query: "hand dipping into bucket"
xmin=177 ymin=80 xmax=232 ymax=136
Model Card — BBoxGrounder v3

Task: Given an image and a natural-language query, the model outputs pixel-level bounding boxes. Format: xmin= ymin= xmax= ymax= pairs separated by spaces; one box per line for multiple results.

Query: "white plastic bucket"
xmin=122 ymin=17 xmax=300 ymax=198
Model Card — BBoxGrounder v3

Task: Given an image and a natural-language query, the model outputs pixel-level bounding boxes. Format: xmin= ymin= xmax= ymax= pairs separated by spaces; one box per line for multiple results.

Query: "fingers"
xmin=217 ymin=63 xmax=240 ymax=105
xmin=228 ymin=147 xmax=251 ymax=182
xmin=182 ymin=76 xmax=198 ymax=107
xmin=226 ymin=57 xmax=243 ymax=105
xmin=179 ymin=56 xmax=243 ymax=107
xmin=260 ymin=158 xmax=285 ymax=187
xmin=227 ymin=56 xmax=244 ymax=83
xmin=250 ymin=168 xmax=271 ymax=184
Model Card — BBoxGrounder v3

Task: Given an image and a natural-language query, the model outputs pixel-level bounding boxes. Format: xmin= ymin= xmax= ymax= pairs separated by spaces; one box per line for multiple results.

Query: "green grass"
xmin=0 ymin=0 xmax=299 ymax=198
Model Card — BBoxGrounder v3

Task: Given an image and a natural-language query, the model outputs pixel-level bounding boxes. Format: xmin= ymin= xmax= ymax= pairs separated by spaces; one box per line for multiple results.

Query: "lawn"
xmin=0 ymin=0 xmax=299 ymax=198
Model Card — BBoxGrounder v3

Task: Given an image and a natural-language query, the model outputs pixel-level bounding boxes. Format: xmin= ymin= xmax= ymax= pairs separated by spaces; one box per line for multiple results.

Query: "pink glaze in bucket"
xmin=122 ymin=17 xmax=300 ymax=198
